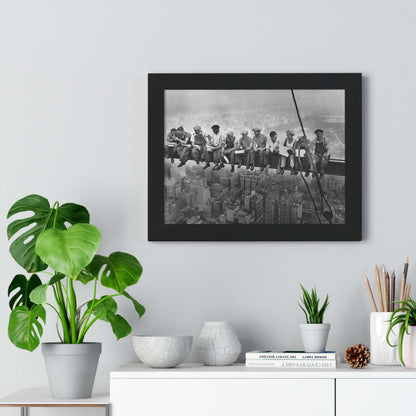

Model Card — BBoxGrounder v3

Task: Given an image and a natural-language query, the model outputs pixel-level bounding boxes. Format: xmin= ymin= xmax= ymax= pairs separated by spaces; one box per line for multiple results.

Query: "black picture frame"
xmin=148 ymin=73 xmax=361 ymax=241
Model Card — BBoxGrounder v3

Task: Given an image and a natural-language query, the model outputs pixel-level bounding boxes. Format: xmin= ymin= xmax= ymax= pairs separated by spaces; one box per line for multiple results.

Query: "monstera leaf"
xmin=106 ymin=311 xmax=132 ymax=340
xmin=123 ymin=291 xmax=146 ymax=317
xmin=86 ymin=252 xmax=143 ymax=294
xmin=8 ymin=304 xmax=46 ymax=351
xmin=7 ymin=195 xmax=89 ymax=273
xmin=29 ymin=273 xmax=66 ymax=305
xmin=35 ymin=224 xmax=101 ymax=279
xmin=8 ymin=274 xmax=42 ymax=310
xmin=86 ymin=296 xmax=131 ymax=339
xmin=87 ymin=296 xmax=117 ymax=322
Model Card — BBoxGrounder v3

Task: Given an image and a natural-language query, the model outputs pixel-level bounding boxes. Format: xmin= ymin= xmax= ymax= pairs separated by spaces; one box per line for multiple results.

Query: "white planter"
xmin=402 ymin=325 xmax=416 ymax=368
xmin=196 ymin=321 xmax=241 ymax=366
xmin=370 ymin=312 xmax=400 ymax=365
xmin=299 ymin=323 xmax=330 ymax=352
xmin=42 ymin=342 xmax=101 ymax=399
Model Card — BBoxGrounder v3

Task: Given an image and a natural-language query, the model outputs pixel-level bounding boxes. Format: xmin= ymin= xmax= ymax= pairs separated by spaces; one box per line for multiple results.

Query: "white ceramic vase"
xmin=299 ymin=323 xmax=330 ymax=353
xmin=370 ymin=312 xmax=400 ymax=365
xmin=402 ymin=325 xmax=416 ymax=368
xmin=196 ymin=321 xmax=241 ymax=366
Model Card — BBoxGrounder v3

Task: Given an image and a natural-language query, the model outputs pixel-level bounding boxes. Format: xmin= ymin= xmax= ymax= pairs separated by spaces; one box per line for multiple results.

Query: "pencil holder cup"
xmin=370 ymin=312 xmax=400 ymax=365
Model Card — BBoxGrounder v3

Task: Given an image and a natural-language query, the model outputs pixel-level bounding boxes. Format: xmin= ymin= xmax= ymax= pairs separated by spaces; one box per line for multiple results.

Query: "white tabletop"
xmin=110 ymin=362 xmax=416 ymax=379
xmin=0 ymin=389 xmax=109 ymax=407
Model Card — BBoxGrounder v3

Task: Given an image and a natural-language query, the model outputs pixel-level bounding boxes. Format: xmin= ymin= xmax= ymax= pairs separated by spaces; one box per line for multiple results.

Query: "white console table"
xmin=0 ymin=389 xmax=109 ymax=416
xmin=111 ymin=363 xmax=416 ymax=416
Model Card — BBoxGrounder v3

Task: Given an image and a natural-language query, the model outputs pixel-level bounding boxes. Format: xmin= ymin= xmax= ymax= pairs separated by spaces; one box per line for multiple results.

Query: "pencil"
xmin=365 ymin=275 xmax=378 ymax=312
xmin=399 ymin=258 xmax=409 ymax=307
xmin=390 ymin=271 xmax=395 ymax=312
xmin=405 ymin=285 xmax=411 ymax=302
xmin=382 ymin=266 xmax=388 ymax=312
xmin=386 ymin=271 xmax=391 ymax=312
xmin=375 ymin=265 xmax=384 ymax=312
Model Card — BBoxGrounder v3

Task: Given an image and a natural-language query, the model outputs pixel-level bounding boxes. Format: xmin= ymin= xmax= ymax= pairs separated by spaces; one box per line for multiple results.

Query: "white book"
xmin=246 ymin=360 xmax=337 ymax=369
xmin=246 ymin=351 xmax=337 ymax=360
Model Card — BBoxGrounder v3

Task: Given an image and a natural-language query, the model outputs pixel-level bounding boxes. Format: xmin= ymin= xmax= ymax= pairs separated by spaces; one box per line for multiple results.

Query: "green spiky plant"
xmin=7 ymin=194 xmax=145 ymax=351
xmin=386 ymin=297 xmax=416 ymax=366
xmin=298 ymin=283 xmax=329 ymax=324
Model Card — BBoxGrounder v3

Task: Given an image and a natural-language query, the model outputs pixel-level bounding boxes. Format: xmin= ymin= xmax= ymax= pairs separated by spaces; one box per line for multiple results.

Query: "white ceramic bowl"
xmin=132 ymin=335 xmax=193 ymax=368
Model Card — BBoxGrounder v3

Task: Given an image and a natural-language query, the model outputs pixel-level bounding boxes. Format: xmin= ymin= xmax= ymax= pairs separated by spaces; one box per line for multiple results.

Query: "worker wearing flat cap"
xmin=311 ymin=128 xmax=329 ymax=178
xmin=165 ymin=127 xmax=179 ymax=163
xmin=204 ymin=124 xmax=225 ymax=170
xmin=175 ymin=126 xmax=192 ymax=167
xmin=266 ymin=131 xmax=280 ymax=173
xmin=253 ymin=127 xmax=267 ymax=171
xmin=191 ymin=125 xmax=206 ymax=165
xmin=295 ymin=135 xmax=312 ymax=176
xmin=252 ymin=128 xmax=268 ymax=172
xmin=223 ymin=131 xmax=237 ymax=172
xmin=279 ymin=130 xmax=297 ymax=174
xmin=235 ymin=130 xmax=255 ymax=170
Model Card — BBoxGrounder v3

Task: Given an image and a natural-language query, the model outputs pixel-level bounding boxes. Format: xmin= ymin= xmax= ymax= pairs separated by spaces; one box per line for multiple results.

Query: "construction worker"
xmin=204 ymin=124 xmax=224 ymax=170
xmin=235 ymin=130 xmax=254 ymax=170
xmin=223 ymin=131 xmax=237 ymax=172
xmin=295 ymin=135 xmax=312 ymax=177
xmin=191 ymin=125 xmax=206 ymax=164
xmin=165 ymin=128 xmax=178 ymax=163
xmin=175 ymin=126 xmax=192 ymax=167
xmin=266 ymin=131 xmax=280 ymax=172
xmin=252 ymin=127 xmax=268 ymax=171
xmin=312 ymin=129 xmax=329 ymax=178
xmin=280 ymin=130 xmax=296 ymax=174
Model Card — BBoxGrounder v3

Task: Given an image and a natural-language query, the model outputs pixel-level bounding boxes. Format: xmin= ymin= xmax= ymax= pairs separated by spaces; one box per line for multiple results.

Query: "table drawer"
xmin=337 ymin=379 xmax=416 ymax=416
xmin=111 ymin=378 xmax=334 ymax=416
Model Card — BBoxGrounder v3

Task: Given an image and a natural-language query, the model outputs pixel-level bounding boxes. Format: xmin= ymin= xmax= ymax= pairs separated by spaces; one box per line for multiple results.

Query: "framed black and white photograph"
xmin=148 ymin=73 xmax=361 ymax=241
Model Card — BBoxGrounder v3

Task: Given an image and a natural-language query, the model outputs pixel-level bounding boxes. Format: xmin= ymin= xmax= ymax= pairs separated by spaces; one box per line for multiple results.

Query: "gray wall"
xmin=1 ymin=0 xmax=415 ymax=414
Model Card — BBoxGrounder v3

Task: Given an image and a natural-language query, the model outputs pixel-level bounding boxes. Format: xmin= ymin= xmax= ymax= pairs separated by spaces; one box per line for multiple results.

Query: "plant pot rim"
xmin=41 ymin=342 xmax=102 ymax=356
xmin=41 ymin=342 xmax=102 ymax=345
xmin=299 ymin=323 xmax=331 ymax=328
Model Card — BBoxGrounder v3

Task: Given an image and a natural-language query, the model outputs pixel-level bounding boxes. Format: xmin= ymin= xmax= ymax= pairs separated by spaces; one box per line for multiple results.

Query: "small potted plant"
xmin=386 ymin=297 xmax=416 ymax=367
xmin=7 ymin=194 xmax=146 ymax=399
xmin=298 ymin=283 xmax=330 ymax=352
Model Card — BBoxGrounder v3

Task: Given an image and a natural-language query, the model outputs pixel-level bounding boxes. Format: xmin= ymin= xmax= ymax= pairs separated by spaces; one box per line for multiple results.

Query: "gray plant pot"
xmin=41 ymin=342 xmax=101 ymax=399
xmin=299 ymin=323 xmax=331 ymax=353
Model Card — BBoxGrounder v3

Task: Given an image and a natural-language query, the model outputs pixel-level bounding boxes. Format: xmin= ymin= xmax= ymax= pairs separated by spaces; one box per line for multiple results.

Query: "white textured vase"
xmin=299 ymin=323 xmax=330 ymax=353
xmin=370 ymin=312 xmax=400 ymax=365
xmin=402 ymin=325 xmax=416 ymax=368
xmin=196 ymin=322 xmax=241 ymax=366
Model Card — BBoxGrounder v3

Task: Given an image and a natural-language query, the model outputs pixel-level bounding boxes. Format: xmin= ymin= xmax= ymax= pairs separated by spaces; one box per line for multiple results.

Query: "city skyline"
xmin=165 ymin=161 xmax=345 ymax=225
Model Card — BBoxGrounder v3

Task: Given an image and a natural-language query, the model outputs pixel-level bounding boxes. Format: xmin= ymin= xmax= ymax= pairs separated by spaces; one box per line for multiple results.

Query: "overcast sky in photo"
xmin=166 ymin=90 xmax=344 ymax=116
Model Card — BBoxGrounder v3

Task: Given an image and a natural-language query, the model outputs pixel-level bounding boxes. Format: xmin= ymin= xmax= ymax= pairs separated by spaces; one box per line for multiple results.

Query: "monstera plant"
xmin=7 ymin=194 xmax=145 ymax=351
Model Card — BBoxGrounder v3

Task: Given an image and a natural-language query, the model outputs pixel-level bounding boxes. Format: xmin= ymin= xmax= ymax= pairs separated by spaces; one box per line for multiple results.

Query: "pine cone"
xmin=345 ymin=343 xmax=370 ymax=368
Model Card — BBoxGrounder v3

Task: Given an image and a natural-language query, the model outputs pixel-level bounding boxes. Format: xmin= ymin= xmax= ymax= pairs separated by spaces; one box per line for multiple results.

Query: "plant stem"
xmin=53 ymin=285 xmax=70 ymax=343
xmin=52 ymin=201 xmax=59 ymax=228
xmin=77 ymin=277 xmax=98 ymax=342
xmin=77 ymin=313 xmax=107 ymax=343
xmin=68 ymin=278 xmax=78 ymax=343
xmin=77 ymin=292 xmax=121 ymax=343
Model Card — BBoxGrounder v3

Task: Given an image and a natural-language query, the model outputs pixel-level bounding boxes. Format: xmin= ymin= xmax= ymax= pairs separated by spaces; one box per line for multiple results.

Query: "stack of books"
xmin=245 ymin=350 xmax=337 ymax=368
